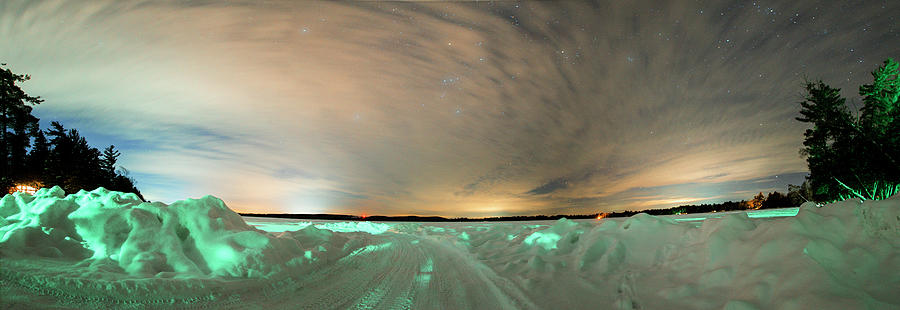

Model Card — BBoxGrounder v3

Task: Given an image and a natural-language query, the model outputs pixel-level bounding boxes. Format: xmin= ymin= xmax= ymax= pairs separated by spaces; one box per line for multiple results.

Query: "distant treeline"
xmin=601 ymin=201 xmax=749 ymax=218
xmin=1 ymin=64 xmax=143 ymax=199
xmin=600 ymin=189 xmax=803 ymax=218
xmin=240 ymin=213 xmax=601 ymax=222
xmin=240 ymin=189 xmax=808 ymax=222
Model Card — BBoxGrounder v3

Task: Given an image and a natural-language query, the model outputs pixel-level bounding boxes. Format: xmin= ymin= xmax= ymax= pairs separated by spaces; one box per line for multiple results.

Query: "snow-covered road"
xmin=265 ymin=232 xmax=531 ymax=309
xmin=2 ymin=228 xmax=533 ymax=309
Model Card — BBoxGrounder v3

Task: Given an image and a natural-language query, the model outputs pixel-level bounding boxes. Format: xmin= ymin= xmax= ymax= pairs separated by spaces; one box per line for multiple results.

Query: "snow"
xmin=2 ymin=187 xmax=899 ymax=309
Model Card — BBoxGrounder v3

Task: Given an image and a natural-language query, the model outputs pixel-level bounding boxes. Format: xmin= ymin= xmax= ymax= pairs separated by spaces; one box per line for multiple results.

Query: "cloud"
xmin=1 ymin=0 xmax=896 ymax=216
xmin=526 ymin=178 xmax=570 ymax=196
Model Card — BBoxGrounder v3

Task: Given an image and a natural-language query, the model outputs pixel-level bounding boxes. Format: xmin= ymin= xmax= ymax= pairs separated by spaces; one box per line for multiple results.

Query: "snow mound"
xmin=1 ymin=187 xmax=307 ymax=278
xmin=441 ymin=194 xmax=900 ymax=309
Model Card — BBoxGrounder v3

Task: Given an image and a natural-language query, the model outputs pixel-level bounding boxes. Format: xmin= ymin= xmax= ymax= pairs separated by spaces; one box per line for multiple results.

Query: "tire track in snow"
xmin=1 ymin=230 xmax=536 ymax=309
xmin=261 ymin=231 xmax=535 ymax=309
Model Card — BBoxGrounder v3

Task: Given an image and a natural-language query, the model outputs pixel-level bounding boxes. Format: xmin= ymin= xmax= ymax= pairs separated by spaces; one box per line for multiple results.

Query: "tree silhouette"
xmin=859 ymin=59 xmax=900 ymax=137
xmin=26 ymin=129 xmax=50 ymax=181
xmin=45 ymin=121 xmax=103 ymax=192
xmin=1 ymin=63 xmax=44 ymax=190
xmin=796 ymin=81 xmax=854 ymax=201
xmin=100 ymin=145 xmax=120 ymax=181
xmin=796 ymin=58 xmax=900 ymax=201
xmin=787 ymin=180 xmax=812 ymax=205
xmin=1 ymin=64 xmax=143 ymax=199
xmin=856 ymin=58 xmax=900 ymax=190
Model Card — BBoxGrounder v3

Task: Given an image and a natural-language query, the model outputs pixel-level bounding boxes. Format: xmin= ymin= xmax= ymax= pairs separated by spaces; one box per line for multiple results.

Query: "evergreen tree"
xmin=856 ymin=58 xmax=900 ymax=186
xmin=100 ymin=145 xmax=120 ymax=181
xmin=1 ymin=65 xmax=143 ymax=199
xmin=796 ymin=58 xmax=900 ymax=202
xmin=97 ymin=144 xmax=143 ymax=200
xmin=44 ymin=122 xmax=71 ymax=189
xmin=109 ymin=166 xmax=144 ymax=201
xmin=796 ymin=81 xmax=854 ymax=201
xmin=1 ymin=64 xmax=44 ymax=189
xmin=859 ymin=59 xmax=900 ymax=136
xmin=45 ymin=122 xmax=103 ymax=193
xmin=762 ymin=191 xmax=791 ymax=209
xmin=26 ymin=130 xmax=50 ymax=181
xmin=787 ymin=180 xmax=813 ymax=205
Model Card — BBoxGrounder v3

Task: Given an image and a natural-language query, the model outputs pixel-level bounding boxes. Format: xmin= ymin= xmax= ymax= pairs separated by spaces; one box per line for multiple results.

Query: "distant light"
xmin=10 ymin=184 xmax=39 ymax=195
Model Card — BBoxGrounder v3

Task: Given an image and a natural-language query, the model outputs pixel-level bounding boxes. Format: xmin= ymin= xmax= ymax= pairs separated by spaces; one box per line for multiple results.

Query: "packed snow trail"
xmin=216 ymin=231 xmax=533 ymax=309
xmin=2 ymin=187 xmax=900 ymax=309
xmin=1 ymin=223 xmax=533 ymax=309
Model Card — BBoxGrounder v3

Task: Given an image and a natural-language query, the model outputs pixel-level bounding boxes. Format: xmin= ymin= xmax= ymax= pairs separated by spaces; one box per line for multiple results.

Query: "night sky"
xmin=1 ymin=1 xmax=897 ymax=216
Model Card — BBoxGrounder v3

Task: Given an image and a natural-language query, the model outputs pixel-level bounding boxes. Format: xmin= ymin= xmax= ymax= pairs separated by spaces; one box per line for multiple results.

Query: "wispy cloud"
xmin=1 ymin=0 xmax=894 ymax=216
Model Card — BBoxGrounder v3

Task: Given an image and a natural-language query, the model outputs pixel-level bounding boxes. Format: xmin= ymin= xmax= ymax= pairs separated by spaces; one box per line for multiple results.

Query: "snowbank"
xmin=2 ymin=188 xmax=899 ymax=309
xmin=1 ymin=187 xmax=312 ymax=278
xmin=449 ymin=196 xmax=900 ymax=309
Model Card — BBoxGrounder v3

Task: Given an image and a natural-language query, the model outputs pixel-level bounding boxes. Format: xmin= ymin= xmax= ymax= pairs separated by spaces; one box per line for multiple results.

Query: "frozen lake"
xmin=242 ymin=207 xmax=802 ymax=233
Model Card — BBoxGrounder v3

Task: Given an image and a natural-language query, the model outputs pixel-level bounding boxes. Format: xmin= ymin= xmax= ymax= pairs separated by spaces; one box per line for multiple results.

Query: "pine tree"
xmin=1 ymin=64 xmax=144 ymax=199
xmin=1 ymin=64 xmax=44 ymax=189
xmin=796 ymin=58 xmax=900 ymax=202
xmin=762 ymin=191 xmax=791 ymax=209
xmin=787 ymin=180 xmax=813 ymax=205
xmin=856 ymin=58 xmax=900 ymax=186
xmin=45 ymin=122 xmax=103 ymax=193
xmin=26 ymin=130 xmax=50 ymax=181
xmin=44 ymin=122 xmax=70 ymax=189
xmin=796 ymin=81 xmax=854 ymax=201
xmin=859 ymin=58 xmax=900 ymax=136
xmin=100 ymin=145 xmax=120 ymax=181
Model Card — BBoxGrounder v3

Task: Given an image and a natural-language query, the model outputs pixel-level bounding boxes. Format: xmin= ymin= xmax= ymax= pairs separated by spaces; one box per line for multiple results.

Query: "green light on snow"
xmin=211 ymin=245 xmax=237 ymax=269
xmin=245 ymin=221 xmax=312 ymax=232
xmin=417 ymin=258 xmax=433 ymax=286
xmin=747 ymin=207 xmax=800 ymax=218
xmin=244 ymin=220 xmax=393 ymax=234
xmin=313 ymin=222 xmax=392 ymax=234
xmin=420 ymin=258 xmax=433 ymax=273
xmin=345 ymin=242 xmax=393 ymax=259
xmin=673 ymin=217 xmax=708 ymax=222
xmin=458 ymin=231 xmax=470 ymax=241
xmin=415 ymin=274 xmax=432 ymax=286
xmin=353 ymin=287 xmax=387 ymax=309
xmin=672 ymin=208 xmax=800 ymax=222
xmin=523 ymin=231 xmax=561 ymax=250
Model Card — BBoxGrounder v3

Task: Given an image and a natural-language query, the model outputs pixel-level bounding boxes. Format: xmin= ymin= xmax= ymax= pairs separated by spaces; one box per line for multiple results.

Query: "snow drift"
xmin=0 ymin=187 xmax=316 ymax=278
xmin=2 ymin=187 xmax=899 ymax=309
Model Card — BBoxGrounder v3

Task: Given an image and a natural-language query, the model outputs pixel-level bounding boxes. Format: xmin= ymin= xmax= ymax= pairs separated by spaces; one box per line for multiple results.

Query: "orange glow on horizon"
xmin=11 ymin=184 xmax=39 ymax=195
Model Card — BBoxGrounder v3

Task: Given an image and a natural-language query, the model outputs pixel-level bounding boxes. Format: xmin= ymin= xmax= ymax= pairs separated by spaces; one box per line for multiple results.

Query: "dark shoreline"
xmin=239 ymin=198 xmax=795 ymax=222
xmin=238 ymin=213 xmax=600 ymax=222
